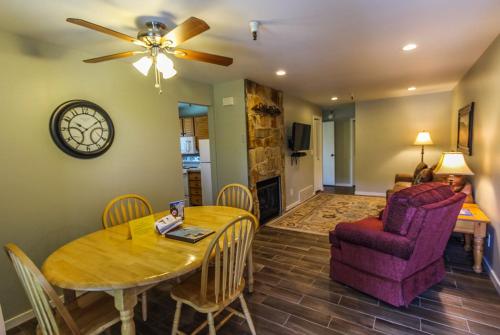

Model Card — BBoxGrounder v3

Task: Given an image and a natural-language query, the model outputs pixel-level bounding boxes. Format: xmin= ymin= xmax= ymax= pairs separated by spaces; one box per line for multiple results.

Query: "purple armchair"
xmin=329 ymin=182 xmax=466 ymax=307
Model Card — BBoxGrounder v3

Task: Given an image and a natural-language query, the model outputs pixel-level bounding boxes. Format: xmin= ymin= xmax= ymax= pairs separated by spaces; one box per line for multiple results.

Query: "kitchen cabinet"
xmin=188 ymin=171 xmax=202 ymax=206
xmin=194 ymin=115 xmax=209 ymax=140
xmin=180 ymin=116 xmax=208 ymax=139
xmin=180 ymin=117 xmax=195 ymax=136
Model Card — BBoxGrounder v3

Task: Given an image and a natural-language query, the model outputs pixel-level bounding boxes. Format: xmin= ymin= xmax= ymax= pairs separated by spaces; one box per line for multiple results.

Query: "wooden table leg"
xmin=464 ymin=234 xmax=472 ymax=252
xmin=473 ymin=236 xmax=484 ymax=273
xmin=114 ymin=288 xmax=137 ymax=335
xmin=63 ymin=289 xmax=77 ymax=304
xmin=247 ymin=248 xmax=254 ymax=293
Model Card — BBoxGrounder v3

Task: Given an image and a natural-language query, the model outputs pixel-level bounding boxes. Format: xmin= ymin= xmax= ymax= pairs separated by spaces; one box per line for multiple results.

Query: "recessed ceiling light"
xmin=331 ymin=96 xmax=338 ymax=101
xmin=402 ymin=43 xmax=417 ymax=51
xmin=276 ymin=70 xmax=286 ymax=76
xmin=408 ymin=86 xmax=417 ymax=91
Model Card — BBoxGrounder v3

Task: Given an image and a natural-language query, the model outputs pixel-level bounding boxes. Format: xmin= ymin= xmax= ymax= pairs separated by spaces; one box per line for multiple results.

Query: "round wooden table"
xmin=42 ymin=206 xmax=256 ymax=335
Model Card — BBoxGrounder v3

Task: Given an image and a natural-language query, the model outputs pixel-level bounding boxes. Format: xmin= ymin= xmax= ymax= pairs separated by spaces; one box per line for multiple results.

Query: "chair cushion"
xmin=382 ymin=182 xmax=454 ymax=236
xmin=331 ymin=217 xmax=414 ymax=259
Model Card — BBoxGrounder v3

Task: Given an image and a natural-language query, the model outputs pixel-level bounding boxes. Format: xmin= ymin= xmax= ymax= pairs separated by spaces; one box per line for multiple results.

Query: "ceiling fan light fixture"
xmin=161 ymin=67 xmax=177 ymax=79
xmin=133 ymin=56 xmax=153 ymax=76
xmin=156 ymin=53 xmax=175 ymax=74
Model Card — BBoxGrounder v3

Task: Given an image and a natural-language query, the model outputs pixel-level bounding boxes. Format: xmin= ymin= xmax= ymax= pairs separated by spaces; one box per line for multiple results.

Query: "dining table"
xmin=42 ymin=205 xmax=257 ymax=335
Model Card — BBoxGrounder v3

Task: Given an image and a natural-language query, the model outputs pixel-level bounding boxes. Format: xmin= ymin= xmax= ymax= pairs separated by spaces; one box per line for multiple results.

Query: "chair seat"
xmin=171 ymin=269 xmax=245 ymax=313
xmin=51 ymin=292 xmax=120 ymax=335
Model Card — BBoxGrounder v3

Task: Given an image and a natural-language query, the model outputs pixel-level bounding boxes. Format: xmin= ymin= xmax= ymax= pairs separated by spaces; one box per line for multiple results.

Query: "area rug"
xmin=267 ymin=193 xmax=386 ymax=235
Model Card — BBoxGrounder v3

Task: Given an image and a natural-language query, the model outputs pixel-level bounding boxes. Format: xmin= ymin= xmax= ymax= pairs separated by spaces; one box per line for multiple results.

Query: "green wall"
xmin=451 ymin=34 xmax=500 ymax=285
xmin=212 ymin=80 xmax=248 ymax=190
xmin=0 ymin=30 xmax=213 ymax=320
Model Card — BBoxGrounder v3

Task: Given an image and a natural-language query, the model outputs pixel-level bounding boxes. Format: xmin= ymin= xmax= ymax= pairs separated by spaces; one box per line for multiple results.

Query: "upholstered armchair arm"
xmin=334 ymin=222 xmax=414 ymax=260
xmin=395 ymin=173 xmax=413 ymax=183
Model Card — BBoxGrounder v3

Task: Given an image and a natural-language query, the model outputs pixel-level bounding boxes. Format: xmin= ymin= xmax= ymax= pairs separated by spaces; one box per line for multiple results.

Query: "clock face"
xmin=50 ymin=100 xmax=115 ymax=158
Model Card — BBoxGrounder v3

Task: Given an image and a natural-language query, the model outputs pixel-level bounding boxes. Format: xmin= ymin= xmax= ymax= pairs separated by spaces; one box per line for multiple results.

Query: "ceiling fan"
xmin=67 ymin=17 xmax=233 ymax=93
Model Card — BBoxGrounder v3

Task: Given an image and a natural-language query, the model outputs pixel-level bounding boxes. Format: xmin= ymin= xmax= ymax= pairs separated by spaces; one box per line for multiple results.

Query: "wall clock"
xmin=49 ymin=100 xmax=115 ymax=159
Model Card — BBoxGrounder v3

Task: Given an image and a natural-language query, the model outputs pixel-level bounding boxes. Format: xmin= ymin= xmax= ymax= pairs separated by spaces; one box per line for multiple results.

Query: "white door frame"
xmin=313 ymin=116 xmax=323 ymax=192
xmin=322 ymin=121 xmax=335 ymax=186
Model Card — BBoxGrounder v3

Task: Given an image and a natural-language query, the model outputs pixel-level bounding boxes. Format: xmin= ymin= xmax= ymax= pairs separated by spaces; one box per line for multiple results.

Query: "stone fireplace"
xmin=245 ymin=79 xmax=286 ymax=221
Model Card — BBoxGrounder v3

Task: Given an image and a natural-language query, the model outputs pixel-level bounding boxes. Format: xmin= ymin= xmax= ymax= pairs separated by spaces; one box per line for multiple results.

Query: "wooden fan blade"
xmin=83 ymin=51 xmax=146 ymax=63
xmin=162 ymin=17 xmax=209 ymax=47
xmin=67 ymin=18 xmax=146 ymax=46
xmin=174 ymin=49 xmax=233 ymax=66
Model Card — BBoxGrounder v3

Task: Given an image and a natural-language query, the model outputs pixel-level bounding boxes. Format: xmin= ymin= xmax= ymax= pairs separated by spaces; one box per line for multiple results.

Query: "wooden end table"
xmin=454 ymin=203 xmax=490 ymax=273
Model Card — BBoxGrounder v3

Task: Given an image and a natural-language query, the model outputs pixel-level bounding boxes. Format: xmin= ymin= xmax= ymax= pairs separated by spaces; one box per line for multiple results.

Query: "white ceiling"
xmin=0 ymin=0 xmax=499 ymax=106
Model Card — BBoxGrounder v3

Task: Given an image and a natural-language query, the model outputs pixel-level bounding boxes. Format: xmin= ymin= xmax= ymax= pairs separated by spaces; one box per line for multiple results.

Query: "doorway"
xmin=313 ymin=116 xmax=323 ymax=192
xmin=322 ymin=121 xmax=335 ymax=186
xmin=178 ymin=102 xmax=212 ymax=206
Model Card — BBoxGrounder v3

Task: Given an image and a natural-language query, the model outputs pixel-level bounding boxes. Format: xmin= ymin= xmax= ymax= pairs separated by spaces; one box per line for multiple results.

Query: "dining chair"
xmin=102 ymin=193 xmax=152 ymax=321
xmin=0 ymin=304 xmax=5 ymax=335
xmin=216 ymin=184 xmax=253 ymax=213
xmin=216 ymin=184 xmax=256 ymax=293
xmin=4 ymin=243 xmax=120 ymax=335
xmin=170 ymin=215 xmax=257 ymax=335
xmin=102 ymin=193 xmax=153 ymax=229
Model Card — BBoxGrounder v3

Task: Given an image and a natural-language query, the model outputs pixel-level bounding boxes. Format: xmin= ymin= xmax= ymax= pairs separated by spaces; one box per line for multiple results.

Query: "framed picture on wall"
xmin=457 ymin=102 xmax=474 ymax=156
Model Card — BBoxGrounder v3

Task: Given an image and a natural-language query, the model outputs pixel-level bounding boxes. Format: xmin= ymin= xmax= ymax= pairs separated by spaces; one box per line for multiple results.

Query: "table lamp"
xmin=414 ymin=131 xmax=433 ymax=163
xmin=434 ymin=151 xmax=474 ymax=185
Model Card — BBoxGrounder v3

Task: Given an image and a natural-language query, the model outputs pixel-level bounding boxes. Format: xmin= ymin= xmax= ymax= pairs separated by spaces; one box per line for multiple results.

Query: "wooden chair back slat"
xmin=199 ymin=216 xmax=256 ymax=305
xmin=216 ymin=184 xmax=253 ymax=213
xmin=0 ymin=304 xmax=5 ymax=335
xmin=4 ymin=244 xmax=81 ymax=335
xmin=102 ymin=194 xmax=153 ymax=229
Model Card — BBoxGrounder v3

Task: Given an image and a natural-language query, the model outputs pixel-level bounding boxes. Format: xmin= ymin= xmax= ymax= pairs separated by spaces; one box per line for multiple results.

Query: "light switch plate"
xmin=222 ymin=97 xmax=234 ymax=106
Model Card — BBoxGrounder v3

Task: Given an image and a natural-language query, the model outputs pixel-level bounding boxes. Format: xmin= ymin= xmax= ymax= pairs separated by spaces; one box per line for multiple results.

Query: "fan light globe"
xmin=133 ymin=56 xmax=153 ymax=76
xmin=156 ymin=53 xmax=175 ymax=75
xmin=162 ymin=67 xmax=177 ymax=79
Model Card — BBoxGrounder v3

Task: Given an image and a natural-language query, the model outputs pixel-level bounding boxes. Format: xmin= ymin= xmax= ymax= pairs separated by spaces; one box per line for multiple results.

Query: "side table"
xmin=454 ymin=203 xmax=490 ymax=273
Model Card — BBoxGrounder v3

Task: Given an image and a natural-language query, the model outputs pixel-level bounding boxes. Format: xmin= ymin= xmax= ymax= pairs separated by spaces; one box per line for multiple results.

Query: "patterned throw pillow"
xmin=412 ymin=162 xmax=428 ymax=182
xmin=414 ymin=168 xmax=434 ymax=184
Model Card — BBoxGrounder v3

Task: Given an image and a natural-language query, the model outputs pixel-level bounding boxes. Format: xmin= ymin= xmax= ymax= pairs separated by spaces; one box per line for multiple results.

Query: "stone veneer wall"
xmin=245 ymin=79 xmax=286 ymax=219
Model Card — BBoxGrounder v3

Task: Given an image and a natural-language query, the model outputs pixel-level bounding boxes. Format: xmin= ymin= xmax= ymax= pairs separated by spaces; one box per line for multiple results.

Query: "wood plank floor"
xmin=8 ymin=227 xmax=500 ymax=335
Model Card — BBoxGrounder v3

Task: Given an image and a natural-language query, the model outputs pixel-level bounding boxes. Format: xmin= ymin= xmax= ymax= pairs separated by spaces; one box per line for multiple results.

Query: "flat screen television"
xmin=291 ymin=122 xmax=311 ymax=151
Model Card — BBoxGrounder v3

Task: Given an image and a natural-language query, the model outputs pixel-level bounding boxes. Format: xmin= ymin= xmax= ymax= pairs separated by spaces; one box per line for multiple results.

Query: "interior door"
xmin=322 ymin=121 xmax=335 ymax=186
xmin=313 ymin=117 xmax=323 ymax=192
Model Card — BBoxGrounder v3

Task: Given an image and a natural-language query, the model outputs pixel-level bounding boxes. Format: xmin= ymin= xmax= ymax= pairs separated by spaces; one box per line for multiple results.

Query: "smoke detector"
xmin=249 ymin=21 xmax=259 ymax=40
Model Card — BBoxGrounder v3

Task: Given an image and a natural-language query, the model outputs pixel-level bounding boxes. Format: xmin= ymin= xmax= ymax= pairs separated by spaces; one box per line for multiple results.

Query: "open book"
xmin=155 ymin=214 xmax=183 ymax=235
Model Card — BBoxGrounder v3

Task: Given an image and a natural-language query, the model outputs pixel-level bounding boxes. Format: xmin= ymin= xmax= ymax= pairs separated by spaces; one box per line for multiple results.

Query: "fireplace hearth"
xmin=257 ymin=176 xmax=281 ymax=224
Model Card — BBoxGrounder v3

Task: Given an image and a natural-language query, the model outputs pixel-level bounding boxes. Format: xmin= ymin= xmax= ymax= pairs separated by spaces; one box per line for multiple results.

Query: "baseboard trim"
xmin=5 ymin=309 xmax=34 ymax=330
xmin=5 ymin=291 xmax=84 ymax=330
xmin=355 ymin=191 xmax=386 ymax=197
xmin=484 ymin=257 xmax=500 ymax=294
xmin=334 ymin=183 xmax=353 ymax=187
xmin=285 ymin=200 xmax=301 ymax=211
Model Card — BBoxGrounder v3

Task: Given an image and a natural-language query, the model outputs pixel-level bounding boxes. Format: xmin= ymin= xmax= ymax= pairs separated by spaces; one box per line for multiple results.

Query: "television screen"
xmin=291 ymin=122 xmax=311 ymax=151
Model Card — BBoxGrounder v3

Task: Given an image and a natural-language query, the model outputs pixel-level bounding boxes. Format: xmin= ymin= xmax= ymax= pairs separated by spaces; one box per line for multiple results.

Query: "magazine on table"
xmin=165 ymin=226 xmax=215 ymax=243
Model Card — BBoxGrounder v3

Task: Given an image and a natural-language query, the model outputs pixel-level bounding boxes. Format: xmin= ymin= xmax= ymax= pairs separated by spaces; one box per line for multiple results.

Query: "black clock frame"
xmin=49 ymin=100 xmax=115 ymax=159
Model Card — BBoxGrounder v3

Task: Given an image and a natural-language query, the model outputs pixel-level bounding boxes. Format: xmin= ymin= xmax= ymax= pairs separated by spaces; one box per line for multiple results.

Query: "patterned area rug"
xmin=268 ymin=193 xmax=386 ymax=235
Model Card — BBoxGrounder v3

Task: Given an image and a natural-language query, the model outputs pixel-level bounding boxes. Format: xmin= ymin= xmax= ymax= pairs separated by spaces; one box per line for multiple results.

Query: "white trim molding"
xmin=484 ymin=257 xmax=500 ymax=294
xmin=355 ymin=191 xmax=386 ymax=197
xmin=5 ymin=309 xmax=34 ymax=330
xmin=285 ymin=200 xmax=301 ymax=212
xmin=335 ymin=183 xmax=353 ymax=187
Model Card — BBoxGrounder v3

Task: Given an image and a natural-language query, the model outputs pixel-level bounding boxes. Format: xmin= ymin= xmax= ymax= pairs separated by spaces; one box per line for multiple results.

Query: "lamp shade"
xmin=434 ymin=152 xmax=474 ymax=175
xmin=414 ymin=131 xmax=433 ymax=145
